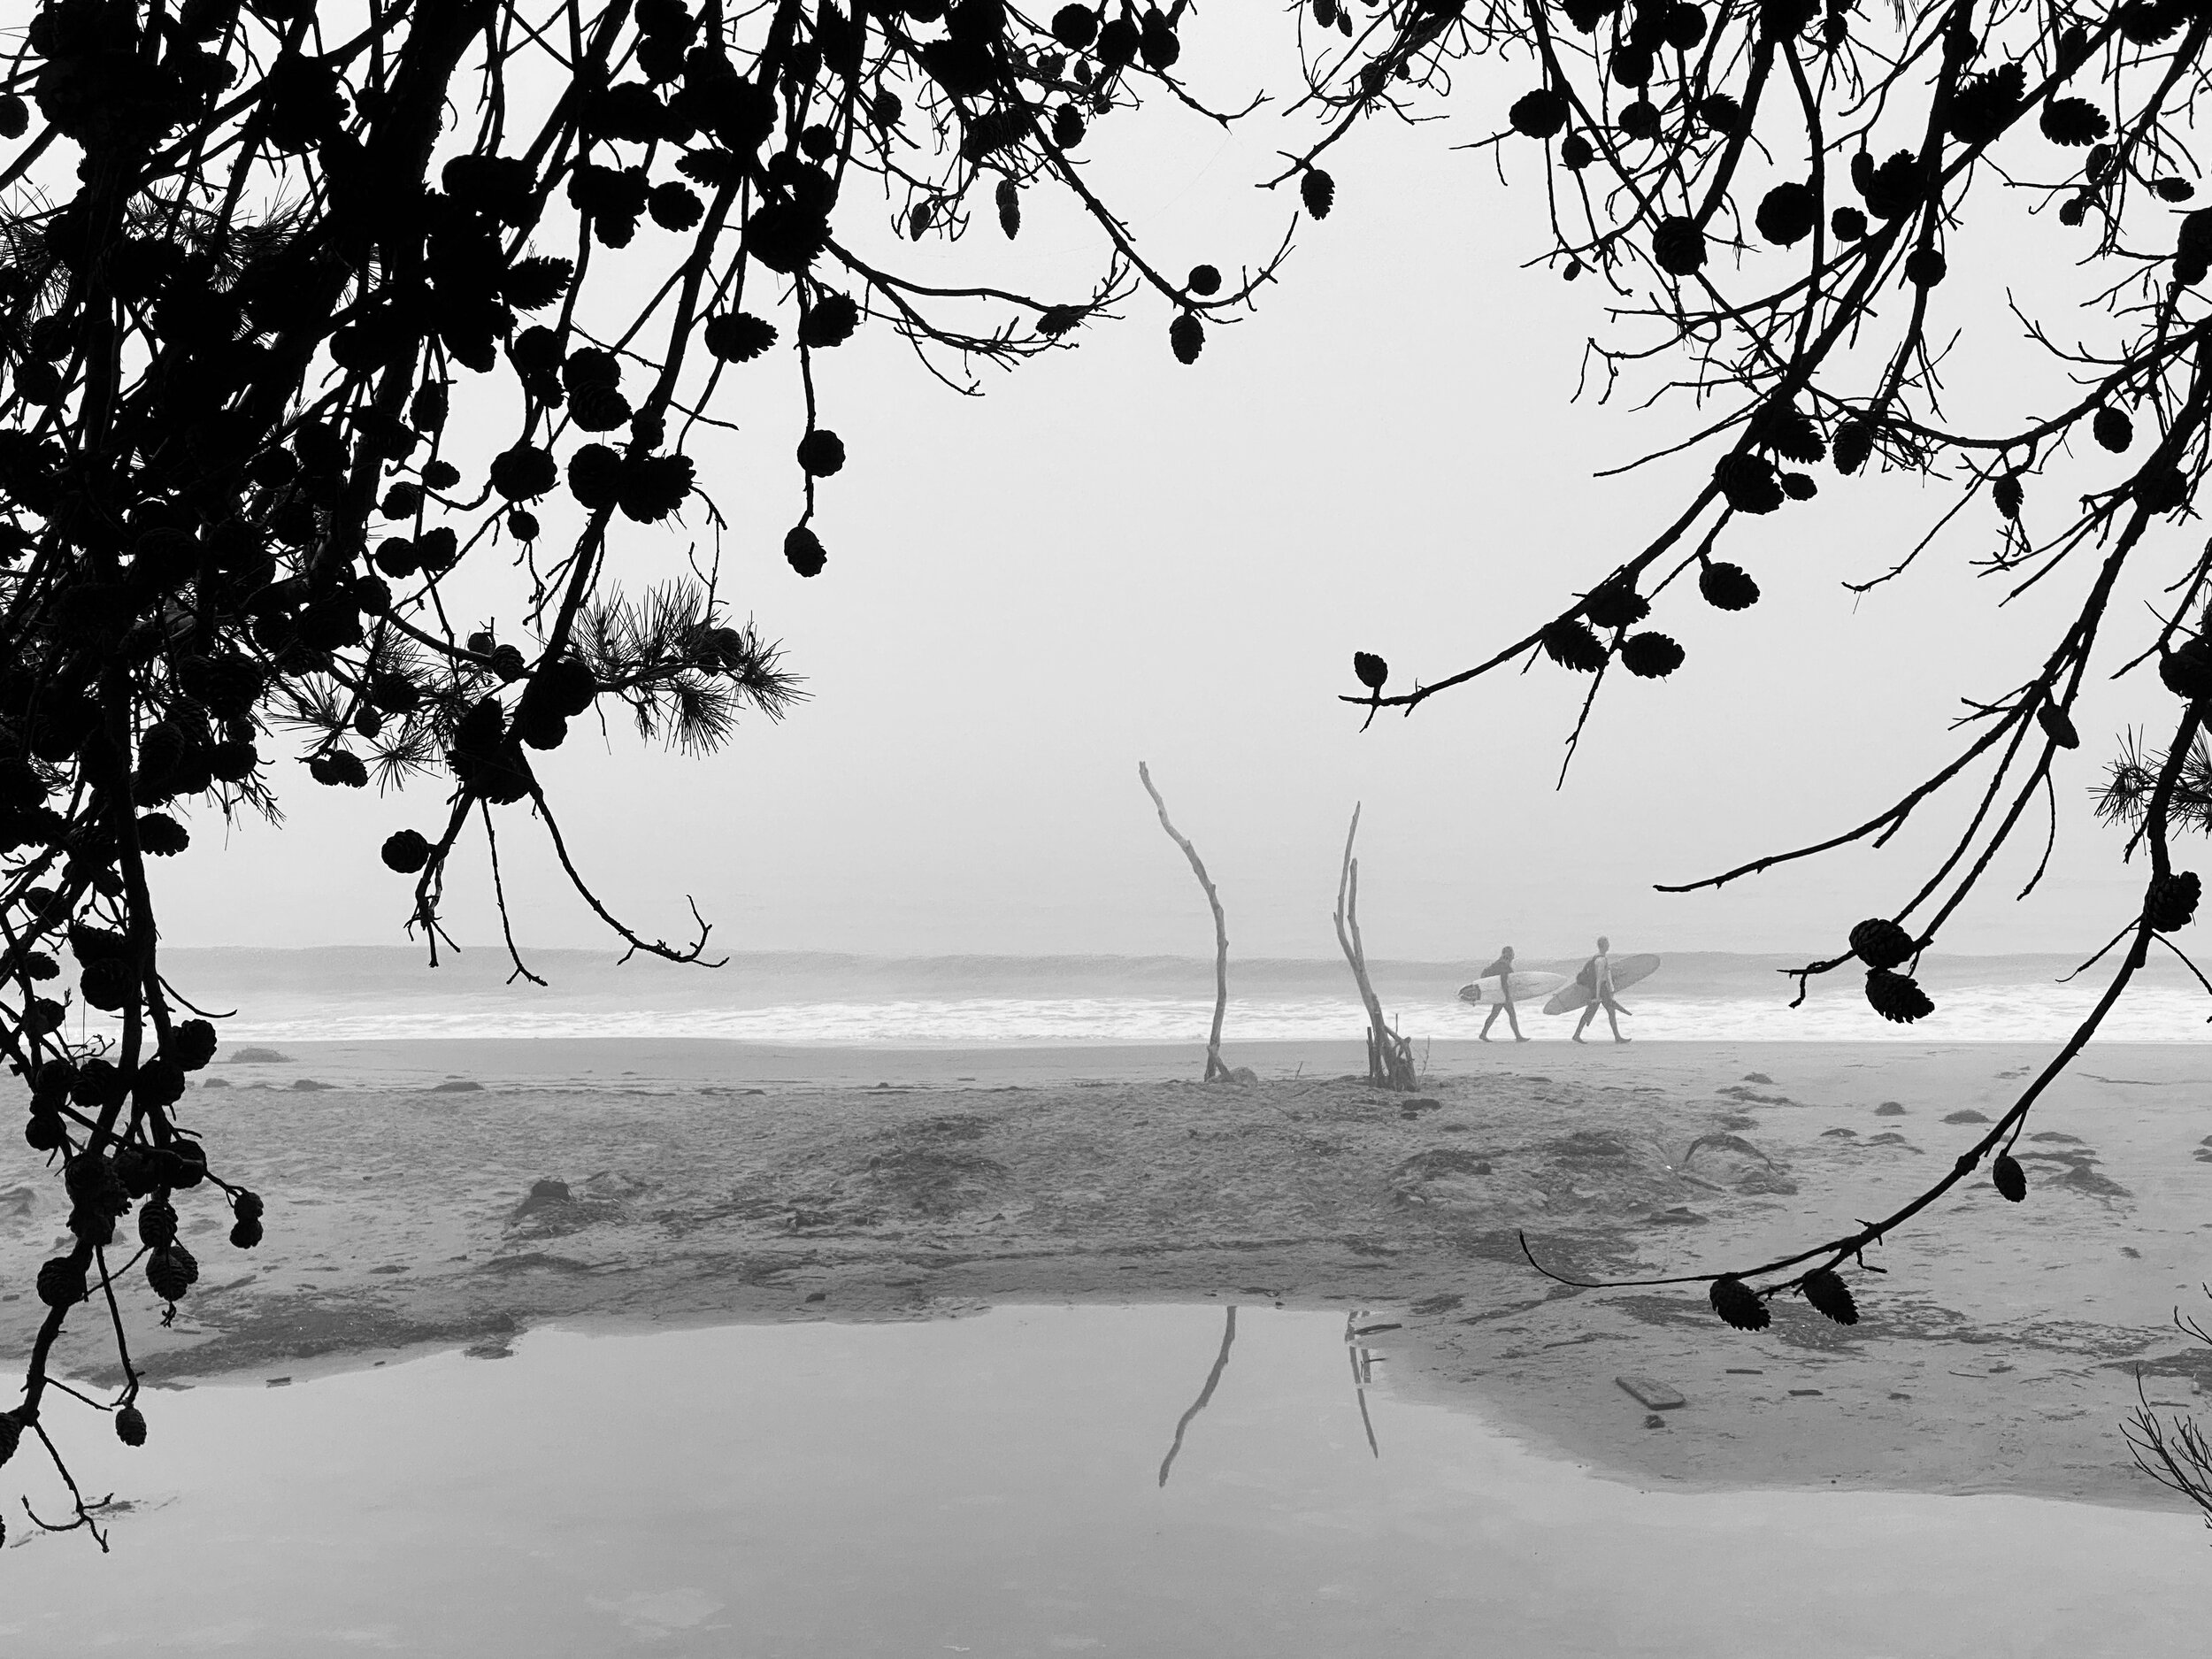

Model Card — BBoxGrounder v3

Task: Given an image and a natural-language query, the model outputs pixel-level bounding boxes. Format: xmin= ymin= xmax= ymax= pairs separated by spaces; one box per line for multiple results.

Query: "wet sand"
xmin=7 ymin=1036 xmax=2210 ymax=1509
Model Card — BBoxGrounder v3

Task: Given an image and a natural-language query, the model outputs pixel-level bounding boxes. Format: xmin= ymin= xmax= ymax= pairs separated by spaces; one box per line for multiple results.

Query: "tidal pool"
xmin=2 ymin=1304 xmax=2201 ymax=1656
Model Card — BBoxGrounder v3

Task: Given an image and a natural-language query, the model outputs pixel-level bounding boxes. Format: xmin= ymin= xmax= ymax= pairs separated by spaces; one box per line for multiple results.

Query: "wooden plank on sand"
xmin=1616 ymin=1374 xmax=1685 ymax=1410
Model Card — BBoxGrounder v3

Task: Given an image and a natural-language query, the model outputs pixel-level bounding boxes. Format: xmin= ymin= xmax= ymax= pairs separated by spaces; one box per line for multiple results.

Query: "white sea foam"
xmin=204 ymin=975 xmax=2212 ymax=1046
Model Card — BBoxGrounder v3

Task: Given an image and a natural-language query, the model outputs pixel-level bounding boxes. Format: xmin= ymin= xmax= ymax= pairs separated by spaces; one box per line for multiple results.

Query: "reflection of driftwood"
xmin=1333 ymin=805 xmax=1417 ymax=1090
xmin=1346 ymin=1312 xmax=1381 ymax=1459
xmin=1138 ymin=762 xmax=1232 ymax=1082
xmin=1157 ymin=1305 xmax=1238 ymax=1487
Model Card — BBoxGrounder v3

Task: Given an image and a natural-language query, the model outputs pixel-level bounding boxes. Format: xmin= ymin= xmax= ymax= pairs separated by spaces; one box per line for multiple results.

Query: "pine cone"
xmin=743 ymin=201 xmax=828 ymax=273
xmin=146 ymin=1247 xmax=192 ymax=1302
xmin=2160 ymin=638 xmax=2212 ymax=702
xmin=567 ymin=443 xmax=626 ymax=510
xmin=1353 ymin=652 xmax=1388 ymax=692
xmin=1509 ymin=88 xmax=1569 ymax=138
xmin=1651 ymin=216 xmax=1706 ymax=276
xmin=795 ymin=430 xmax=847 ymax=478
xmin=2040 ymin=96 xmax=2108 ymax=147
xmin=2093 ymin=406 xmax=2133 ymax=453
xmin=538 ymin=659 xmax=601 ymax=718
xmin=784 ymin=525 xmax=828 ymax=578
xmin=798 ymin=293 xmax=861 ymax=349
xmin=36 ymin=1256 xmax=87 ymax=1309
xmin=703 ymin=311 xmax=778 ymax=362
xmin=1755 ymin=181 xmax=1816 ymax=246
xmin=2037 ymin=703 xmax=2079 ymax=749
xmin=2147 ymin=871 xmax=2201 ymax=932
xmin=1187 ymin=265 xmax=1223 ymax=297
xmin=1560 ymin=132 xmax=1594 ymax=171
xmin=139 ymin=1200 xmax=179 ymax=1250
xmin=136 ymin=1058 xmax=188 ymax=1110
xmin=81 ymin=957 xmax=133 ymax=1010
xmin=1695 ymin=93 xmax=1742 ymax=131
xmin=230 ymin=1217 xmax=265 ymax=1250
xmin=162 ymin=1141 xmax=209 ymax=1190
xmin=1848 ymin=918 xmax=1915 ymax=970
xmin=1301 ymin=168 xmax=1334 ymax=219
xmin=1864 ymin=967 xmax=1934 ymax=1024
xmin=1801 ymin=1267 xmax=1860 ymax=1325
xmin=1831 ymin=205 xmax=1868 ymax=241
xmin=1709 ymin=1275 xmax=1770 ymax=1332
xmin=569 ymin=383 xmax=634 ymax=433
xmin=1052 ymin=4 xmax=1097 ymax=47
xmin=234 ymin=1189 xmax=265 ymax=1224
xmin=138 ymin=812 xmax=189 ymax=855
xmin=1714 ymin=452 xmax=1784 ymax=514
xmin=489 ymin=444 xmax=557 ymax=501
xmin=1540 ymin=618 xmax=1606 ymax=672
xmin=1699 ymin=562 xmax=1760 ymax=611
xmin=115 ymin=1404 xmax=147 ymax=1447
xmin=64 ymin=1153 xmax=122 ymax=1211
xmin=1903 ymin=247 xmax=1947 ymax=288
xmin=1993 ymin=474 xmax=2023 ymax=519
xmin=1993 ymin=1152 xmax=2027 ymax=1202
xmin=382 ymin=829 xmax=432 ymax=874
xmin=1583 ymin=579 xmax=1649 ymax=631
xmin=1169 ymin=313 xmax=1204 ymax=365
xmin=0 ymin=1410 xmax=21 ymax=1469
xmin=2136 ymin=465 xmax=2190 ymax=515
xmin=25 ymin=1112 xmax=66 ymax=1152
xmin=1619 ymin=632 xmax=1684 ymax=679
xmin=112 ymin=1144 xmax=159 ymax=1197
xmin=68 ymin=1205 xmax=116 ymax=1248
xmin=619 ymin=453 xmax=696 ymax=522
xmin=648 ymin=180 xmax=703 ymax=231
xmin=1832 ymin=419 xmax=1873 ymax=475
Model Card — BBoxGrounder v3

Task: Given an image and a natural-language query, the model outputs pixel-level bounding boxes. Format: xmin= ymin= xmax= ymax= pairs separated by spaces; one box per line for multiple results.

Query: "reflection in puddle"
xmin=2 ymin=1304 xmax=2200 ymax=1656
xmin=1157 ymin=1305 xmax=1236 ymax=1487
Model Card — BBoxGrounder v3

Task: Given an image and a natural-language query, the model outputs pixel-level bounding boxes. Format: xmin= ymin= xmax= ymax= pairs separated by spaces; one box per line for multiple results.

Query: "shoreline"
xmin=9 ymin=1037 xmax=2211 ymax=1513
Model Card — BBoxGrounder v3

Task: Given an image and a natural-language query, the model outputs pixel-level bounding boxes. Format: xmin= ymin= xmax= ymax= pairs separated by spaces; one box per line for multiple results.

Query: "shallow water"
xmin=4 ymin=1306 xmax=2202 ymax=1656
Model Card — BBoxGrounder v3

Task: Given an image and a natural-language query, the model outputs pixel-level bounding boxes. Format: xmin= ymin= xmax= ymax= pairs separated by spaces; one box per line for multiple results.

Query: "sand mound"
xmin=508 ymin=1178 xmax=624 ymax=1237
xmin=855 ymin=1116 xmax=1011 ymax=1217
xmin=1681 ymin=1132 xmax=1800 ymax=1196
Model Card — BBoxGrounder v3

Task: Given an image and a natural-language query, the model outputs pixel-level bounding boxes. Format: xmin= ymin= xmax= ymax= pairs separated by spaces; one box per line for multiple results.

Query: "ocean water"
xmin=139 ymin=946 xmax=2212 ymax=1046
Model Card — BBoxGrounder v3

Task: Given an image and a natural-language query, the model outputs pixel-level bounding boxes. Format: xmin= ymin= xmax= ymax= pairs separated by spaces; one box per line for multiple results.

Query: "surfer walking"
xmin=1572 ymin=935 xmax=1631 ymax=1044
xmin=1477 ymin=946 xmax=1530 ymax=1043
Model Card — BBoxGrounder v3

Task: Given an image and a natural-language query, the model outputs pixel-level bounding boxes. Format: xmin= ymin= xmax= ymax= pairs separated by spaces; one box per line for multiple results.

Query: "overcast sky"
xmin=153 ymin=26 xmax=2187 ymax=966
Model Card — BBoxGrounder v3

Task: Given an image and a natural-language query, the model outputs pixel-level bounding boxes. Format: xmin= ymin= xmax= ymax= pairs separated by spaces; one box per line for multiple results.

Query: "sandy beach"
xmin=8 ymin=1036 xmax=2210 ymax=1511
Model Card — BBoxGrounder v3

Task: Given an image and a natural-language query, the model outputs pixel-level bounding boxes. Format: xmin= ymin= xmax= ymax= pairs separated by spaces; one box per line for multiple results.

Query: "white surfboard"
xmin=1544 ymin=954 xmax=1661 ymax=1016
xmin=1458 ymin=970 xmax=1570 ymax=1006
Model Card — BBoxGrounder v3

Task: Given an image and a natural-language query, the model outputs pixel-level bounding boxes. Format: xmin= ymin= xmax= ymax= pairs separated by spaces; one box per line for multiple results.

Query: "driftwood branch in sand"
xmin=1333 ymin=804 xmax=1417 ymax=1091
xmin=1138 ymin=762 xmax=1233 ymax=1083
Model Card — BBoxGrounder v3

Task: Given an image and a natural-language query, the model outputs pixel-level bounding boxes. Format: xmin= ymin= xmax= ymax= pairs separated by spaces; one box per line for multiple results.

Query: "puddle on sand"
xmin=2 ymin=1304 xmax=2200 ymax=1657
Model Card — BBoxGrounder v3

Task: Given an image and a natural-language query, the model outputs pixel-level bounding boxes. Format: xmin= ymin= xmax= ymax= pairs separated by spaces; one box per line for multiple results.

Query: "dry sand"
xmin=7 ymin=1036 xmax=2211 ymax=1509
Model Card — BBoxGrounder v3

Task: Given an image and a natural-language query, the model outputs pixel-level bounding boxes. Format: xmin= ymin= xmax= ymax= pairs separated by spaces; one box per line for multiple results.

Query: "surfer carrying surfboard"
xmin=1571 ymin=936 xmax=1632 ymax=1045
xmin=1476 ymin=946 xmax=1532 ymax=1043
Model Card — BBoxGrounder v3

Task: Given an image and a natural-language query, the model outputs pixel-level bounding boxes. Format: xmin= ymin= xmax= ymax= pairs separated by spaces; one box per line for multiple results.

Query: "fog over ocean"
xmin=138 ymin=947 xmax=2212 ymax=1046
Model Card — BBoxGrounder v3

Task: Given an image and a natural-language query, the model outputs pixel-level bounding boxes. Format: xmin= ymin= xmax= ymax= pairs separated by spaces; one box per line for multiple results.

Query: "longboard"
xmin=1543 ymin=954 xmax=1661 ymax=1016
xmin=1457 ymin=970 xmax=1569 ymax=1006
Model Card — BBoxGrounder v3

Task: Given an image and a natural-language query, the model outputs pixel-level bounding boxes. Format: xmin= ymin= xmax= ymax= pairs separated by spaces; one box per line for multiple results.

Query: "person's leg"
xmin=1606 ymin=997 xmax=1629 ymax=1042
xmin=1508 ymin=1001 xmax=1526 ymax=1040
xmin=1573 ymin=1004 xmax=1594 ymax=1043
xmin=1480 ymin=1004 xmax=1499 ymax=1041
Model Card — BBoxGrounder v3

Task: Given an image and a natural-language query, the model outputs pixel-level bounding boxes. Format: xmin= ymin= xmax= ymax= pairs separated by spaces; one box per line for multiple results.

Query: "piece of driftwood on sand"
xmin=1333 ymin=804 xmax=1417 ymax=1091
xmin=1138 ymin=762 xmax=1233 ymax=1082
